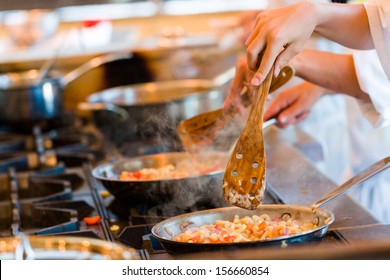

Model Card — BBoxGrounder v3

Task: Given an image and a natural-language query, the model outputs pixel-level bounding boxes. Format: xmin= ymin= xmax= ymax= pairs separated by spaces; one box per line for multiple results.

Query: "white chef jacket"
xmin=336 ymin=0 xmax=390 ymax=224
xmin=364 ymin=0 xmax=390 ymax=78
xmin=353 ymin=0 xmax=390 ymax=127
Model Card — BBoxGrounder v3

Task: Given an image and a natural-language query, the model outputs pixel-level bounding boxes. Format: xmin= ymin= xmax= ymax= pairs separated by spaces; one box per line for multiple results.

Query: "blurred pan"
xmin=152 ymin=156 xmax=390 ymax=253
xmin=92 ymin=152 xmax=229 ymax=208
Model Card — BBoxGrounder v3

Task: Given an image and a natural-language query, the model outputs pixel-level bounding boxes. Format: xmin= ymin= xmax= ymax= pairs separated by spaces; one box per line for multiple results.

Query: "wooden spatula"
xmin=222 ymin=65 xmax=274 ymax=210
xmin=177 ymin=65 xmax=294 ymax=152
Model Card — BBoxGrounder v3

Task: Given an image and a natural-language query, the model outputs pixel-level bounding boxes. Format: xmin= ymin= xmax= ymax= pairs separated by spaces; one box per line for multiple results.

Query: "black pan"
xmin=92 ymin=152 xmax=229 ymax=208
xmin=152 ymin=156 xmax=390 ymax=253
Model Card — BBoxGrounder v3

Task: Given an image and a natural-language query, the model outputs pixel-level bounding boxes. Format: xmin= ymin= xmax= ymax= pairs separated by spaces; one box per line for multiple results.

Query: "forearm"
xmin=313 ymin=2 xmax=374 ymax=50
xmin=291 ymin=49 xmax=371 ymax=102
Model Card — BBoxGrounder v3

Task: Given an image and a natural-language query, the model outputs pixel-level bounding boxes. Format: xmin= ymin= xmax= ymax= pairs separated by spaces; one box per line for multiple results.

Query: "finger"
xmin=245 ymin=12 xmax=263 ymax=47
xmin=246 ymin=33 xmax=266 ymax=72
xmin=263 ymin=101 xmax=283 ymax=121
xmin=277 ymin=100 xmax=307 ymax=125
xmin=263 ymin=91 xmax=295 ymax=121
xmin=251 ymin=39 xmax=284 ymax=86
xmin=223 ymin=59 xmax=248 ymax=109
xmin=274 ymin=41 xmax=303 ymax=77
xmin=294 ymin=110 xmax=310 ymax=123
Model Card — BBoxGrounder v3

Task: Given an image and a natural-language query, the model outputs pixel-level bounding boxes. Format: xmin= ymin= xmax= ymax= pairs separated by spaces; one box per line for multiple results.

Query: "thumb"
xmin=274 ymin=42 xmax=302 ymax=77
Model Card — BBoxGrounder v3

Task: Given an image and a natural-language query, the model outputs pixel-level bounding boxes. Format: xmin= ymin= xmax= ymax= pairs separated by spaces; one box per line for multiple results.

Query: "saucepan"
xmin=77 ymin=67 xmax=235 ymax=144
xmin=0 ymin=53 xmax=133 ymax=123
xmin=151 ymin=156 xmax=390 ymax=253
xmin=92 ymin=152 xmax=230 ymax=209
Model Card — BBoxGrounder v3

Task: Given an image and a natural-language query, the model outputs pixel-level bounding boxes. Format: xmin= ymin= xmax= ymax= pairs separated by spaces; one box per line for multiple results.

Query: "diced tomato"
xmin=190 ymin=236 xmax=200 ymax=243
xmin=83 ymin=215 xmax=101 ymax=225
xmin=132 ymin=171 xmax=142 ymax=179
xmin=223 ymin=236 xmax=235 ymax=243
xmin=258 ymin=221 xmax=267 ymax=230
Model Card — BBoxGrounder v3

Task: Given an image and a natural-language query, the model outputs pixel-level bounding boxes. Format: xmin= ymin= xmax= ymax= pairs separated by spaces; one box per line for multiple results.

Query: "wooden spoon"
xmin=222 ymin=65 xmax=274 ymax=210
xmin=177 ymin=65 xmax=294 ymax=152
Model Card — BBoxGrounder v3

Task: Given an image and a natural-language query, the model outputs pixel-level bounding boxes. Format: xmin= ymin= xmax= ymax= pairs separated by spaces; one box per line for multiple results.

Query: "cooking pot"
xmin=0 ymin=234 xmax=139 ymax=260
xmin=151 ymin=156 xmax=390 ymax=253
xmin=78 ymin=67 xmax=235 ymax=145
xmin=0 ymin=53 xmax=133 ymax=123
xmin=92 ymin=152 xmax=230 ymax=209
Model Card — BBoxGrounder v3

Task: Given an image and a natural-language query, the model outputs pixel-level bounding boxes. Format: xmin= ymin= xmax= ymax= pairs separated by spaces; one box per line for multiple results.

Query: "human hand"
xmin=264 ymin=81 xmax=327 ymax=128
xmin=223 ymin=57 xmax=257 ymax=115
xmin=246 ymin=2 xmax=317 ymax=86
xmin=238 ymin=10 xmax=263 ymax=44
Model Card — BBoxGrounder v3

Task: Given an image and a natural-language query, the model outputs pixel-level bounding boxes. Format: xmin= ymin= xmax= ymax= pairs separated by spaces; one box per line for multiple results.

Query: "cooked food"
xmin=172 ymin=214 xmax=318 ymax=243
xmin=119 ymin=162 xmax=221 ymax=180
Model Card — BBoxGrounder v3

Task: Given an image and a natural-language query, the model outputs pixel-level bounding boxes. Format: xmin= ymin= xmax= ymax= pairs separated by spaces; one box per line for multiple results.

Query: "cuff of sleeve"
xmin=356 ymin=99 xmax=390 ymax=128
xmin=364 ymin=2 xmax=390 ymax=79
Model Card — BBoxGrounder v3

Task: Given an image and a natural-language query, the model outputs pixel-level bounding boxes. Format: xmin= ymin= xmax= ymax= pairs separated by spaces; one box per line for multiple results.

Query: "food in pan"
xmin=172 ymin=214 xmax=318 ymax=243
xmin=119 ymin=163 xmax=221 ymax=180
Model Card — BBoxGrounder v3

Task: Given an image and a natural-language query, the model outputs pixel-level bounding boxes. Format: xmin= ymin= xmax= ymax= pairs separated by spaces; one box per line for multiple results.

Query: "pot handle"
xmin=311 ymin=156 xmax=390 ymax=209
xmin=78 ymin=102 xmax=129 ymax=121
xmin=61 ymin=53 xmax=134 ymax=87
xmin=211 ymin=66 xmax=235 ymax=87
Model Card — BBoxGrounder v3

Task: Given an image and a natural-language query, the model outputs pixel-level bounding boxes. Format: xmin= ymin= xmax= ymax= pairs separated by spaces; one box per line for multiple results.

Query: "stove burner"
xmin=0 ymin=165 xmax=96 ymax=238
xmin=0 ymin=121 xmax=104 ymax=173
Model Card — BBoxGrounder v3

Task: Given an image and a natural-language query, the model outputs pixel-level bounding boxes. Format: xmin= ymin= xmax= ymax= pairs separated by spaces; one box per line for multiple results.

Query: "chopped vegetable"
xmin=83 ymin=215 xmax=101 ymax=225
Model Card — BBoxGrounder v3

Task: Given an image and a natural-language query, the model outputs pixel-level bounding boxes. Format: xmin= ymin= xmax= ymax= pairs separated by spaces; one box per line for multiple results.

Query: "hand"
xmin=223 ymin=57 xmax=257 ymax=115
xmin=264 ymin=82 xmax=327 ymax=128
xmin=238 ymin=10 xmax=263 ymax=43
xmin=245 ymin=2 xmax=317 ymax=85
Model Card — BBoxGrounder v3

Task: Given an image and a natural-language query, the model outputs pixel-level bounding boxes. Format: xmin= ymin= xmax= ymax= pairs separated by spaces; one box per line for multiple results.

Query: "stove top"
xmin=1 ymin=116 xmax=388 ymax=260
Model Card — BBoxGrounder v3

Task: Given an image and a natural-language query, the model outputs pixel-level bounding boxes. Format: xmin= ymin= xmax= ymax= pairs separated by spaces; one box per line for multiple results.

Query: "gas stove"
xmin=0 ymin=115 xmax=231 ymax=259
xmin=0 ymin=116 xmax=105 ymax=239
xmin=2 ymin=115 xmax=388 ymax=260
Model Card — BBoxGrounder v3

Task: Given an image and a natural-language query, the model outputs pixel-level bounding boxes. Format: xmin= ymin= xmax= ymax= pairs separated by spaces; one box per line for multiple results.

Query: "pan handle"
xmin=77 ymin=102 xmax=129 ymax=121
xmin=311 ymin=156 xmax=390 ymax=209
xmin=211 ymin=67 xmax=235 ymax=87
xmin=61 ymin=53 xmax=134 ymax=87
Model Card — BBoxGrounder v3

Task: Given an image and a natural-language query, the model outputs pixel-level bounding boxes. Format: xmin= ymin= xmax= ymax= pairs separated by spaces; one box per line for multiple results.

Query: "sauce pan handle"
xmin=311 ymin=156 xmax=390 ymax=209
xmin=211 ymin=66 xmax=235 ymax=87
xmin=61 ymin=53 xmax=133 ymax=87
xmin=78 ymin=102 xmax=129 ymax=120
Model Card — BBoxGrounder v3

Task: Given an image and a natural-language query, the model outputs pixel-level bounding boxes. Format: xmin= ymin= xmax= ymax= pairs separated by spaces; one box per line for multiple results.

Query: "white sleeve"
xmin=353 ymin=50 xmax=390 ymax=127
xmin=364 ymin=0 xmax=390 ymax=79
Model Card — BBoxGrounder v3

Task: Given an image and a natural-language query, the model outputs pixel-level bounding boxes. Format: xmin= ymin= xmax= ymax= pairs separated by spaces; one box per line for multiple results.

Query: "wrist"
xmin=311 ymin=2 xmax=326 ymax=34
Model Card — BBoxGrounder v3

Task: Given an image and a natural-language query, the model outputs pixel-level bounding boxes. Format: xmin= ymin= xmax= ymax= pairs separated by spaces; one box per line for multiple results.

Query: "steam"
xmin=144 ymin=153 xmax=229 ymax=220
xmin=100 ymin=99 xmax=251 ymax=219
xmin=136 ymin=104 xmax=250 ymax=219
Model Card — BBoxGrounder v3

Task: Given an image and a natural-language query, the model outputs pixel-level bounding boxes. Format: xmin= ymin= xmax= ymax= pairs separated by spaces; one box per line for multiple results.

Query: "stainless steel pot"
xmin=0 ymin=53 xmax=133 ymax=123
xmin=0 ymin=234 xmax=139 ymax=260
xmin=78 ymin=67 xmax=235 ymax=145
xmin=151 ymin=156 xmax=390 ymax=253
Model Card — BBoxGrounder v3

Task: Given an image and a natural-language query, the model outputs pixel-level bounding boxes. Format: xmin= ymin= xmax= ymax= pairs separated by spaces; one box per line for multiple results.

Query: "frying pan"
xmin=152 ymin=156 xmax=390 ymax=253
xmin=92 ymin=152 xmax=229 ymax=209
